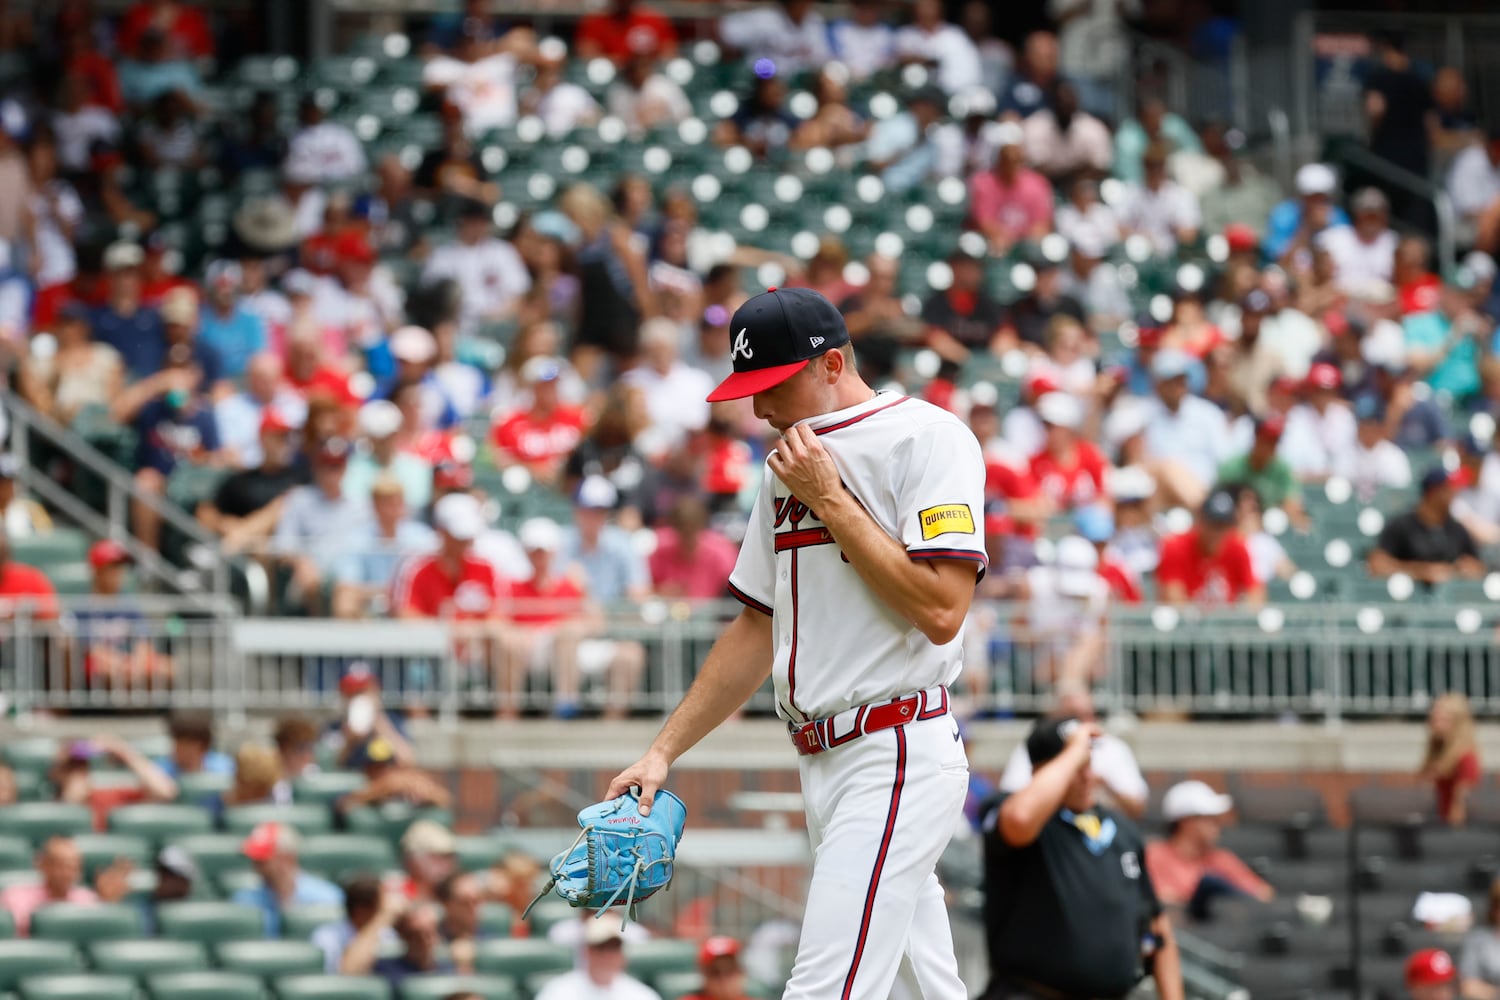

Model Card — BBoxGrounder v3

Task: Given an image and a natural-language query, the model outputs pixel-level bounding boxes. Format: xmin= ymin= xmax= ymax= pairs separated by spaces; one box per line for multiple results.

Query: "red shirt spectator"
xmin=492 ymin=407 xmax=587 ymax=469
xmin=1435 ymin=750 xmax=1481 ymax=823
xmin=0 ymin=546 xmax=59 ymax=620
xmin=507 ymin=573 xmax=586 ymax=626
xmin=33 ymin=274 xmax=110 ymax=329
xmin=392 ymin=494 xmax=504 ymax=620
xmin=117 ymin=1 xmax=214 ymax=60
xmin=64 ymin=48 xmax=124 ymax=114
xmin=1028 ymin=393 xmax=1106 ymax=512
xmin=1098 ymin=555 xmax=1143 ymax=604
xmin=1156 ymin=514 xmax=1260 ymax=606
xmin=985 ymin=443 xmax=1043 ymax=541
xmin=575 ymin=1 xmax=678 ymax=64
xmin=649 ymin=499 xmax=737 ymax=600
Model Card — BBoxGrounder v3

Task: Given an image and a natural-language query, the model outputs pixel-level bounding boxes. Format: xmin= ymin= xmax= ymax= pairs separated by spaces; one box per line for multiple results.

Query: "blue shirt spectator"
xmin=119 ymin=63 xmax=202 ymax=107
xmin=1405 ymin=309 xmax=1481 ymax=403
xmin=197 ymin=304 xmax=267 ymax=380
xmin=92 ymin=302 xmax=166 ymax=379
xmin=134 ymin=396 xmax=221 ymax=476
xmin=1264 ymin=163 xmax=1350 ymax=261
xmin=234 ymin=822 xmax=344 ymax=937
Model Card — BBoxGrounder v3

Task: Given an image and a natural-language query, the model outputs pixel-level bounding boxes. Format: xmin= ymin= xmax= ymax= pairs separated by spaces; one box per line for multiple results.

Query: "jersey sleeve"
xmin=726 ymin=463 xmax=776 ymax=616
xmin=894 ymin=420 xmax=988 ymax=574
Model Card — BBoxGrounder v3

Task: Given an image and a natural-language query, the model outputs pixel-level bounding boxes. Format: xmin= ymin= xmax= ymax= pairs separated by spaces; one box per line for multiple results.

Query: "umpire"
xmin=979 ymin=717 xmax=1184 ymax=1000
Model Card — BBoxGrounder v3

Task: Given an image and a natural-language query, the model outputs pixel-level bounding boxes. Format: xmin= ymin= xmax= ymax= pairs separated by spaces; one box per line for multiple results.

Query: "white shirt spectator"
xmin=310 ymin=920 xmax=396 ymax=974
xmin=1448 ymin=144 xmax=1500 ymax=221
xmin=1048 ymin=0 xmax=1141 ymax=80
xmin=1316 ymin=225 xmax=1398 ymax=296
xmin=423 ymin=53 xmax=520 ymax=135
xmin=534 ymin=82 xmax=600 ymax=137
xmin=29 ymin=181 xmax=83 ymax=287
xmin=1055 ymin=202 xmax=1122 ymax=252
xmin=620 ymin=362 xmax=714 ymax=455
xmin=892 ymin=23 xmax=982 ymax=94
xmin=1454 ymin=452 xmax=1500 ymax=527
xmin=1143 ymin=394 xmax=1232 ymax=488
xmin=473 ymin=526 xmax=532 ymax=582
xmin=434 ymin=360 xmax=487 ymax=420
xmin=828 ymin=19 xmax=895 ymax=79
xmin=1118 ymin=179 xmax=1202 ymax=255
xmin=215 ymin=389 xmax=308 ymax=469
xmin=1001 ymin=406 xmax=1045 ymax=458
xmin=284 ymin=122 xmax=368 ymax=184
xmin=1280 ymin=402 xmax=1357 ymax=479
xmin=242 ymin=287 xmax=292 ymax=333
xmin=1260 ymin=308 xmax=1325 ymax=380
xmin=423 ymin=238 xmax=532 ymax=327
xmin=999 ymin=734 xmax=1147 ymax=808
xmin=1022 ymin=109 xmax=1113 ymax=178
xmin=605 ymin=74 xmax=690 ymax=133
xmin=718 ymin=7 xmax=831 ymax=76
xmin=1332 ymin=438 xmax=1413 ymax=497
xmin=1246 ymin=531 xmax=1288 ymax=584
xmin=52 ymin=106 xmax=120 ymax=173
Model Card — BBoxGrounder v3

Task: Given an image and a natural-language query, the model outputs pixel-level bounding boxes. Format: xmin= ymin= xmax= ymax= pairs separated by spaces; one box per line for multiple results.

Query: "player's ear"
xmin=822 ymin=346 xmax=848 ymax=382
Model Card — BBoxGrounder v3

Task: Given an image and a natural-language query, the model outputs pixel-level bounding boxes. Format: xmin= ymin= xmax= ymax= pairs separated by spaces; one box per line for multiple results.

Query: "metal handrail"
xmin=2 ymin=392 xmax=231 ymax=602
xmin=1332 ymin=143 xmax=1458 ymax=274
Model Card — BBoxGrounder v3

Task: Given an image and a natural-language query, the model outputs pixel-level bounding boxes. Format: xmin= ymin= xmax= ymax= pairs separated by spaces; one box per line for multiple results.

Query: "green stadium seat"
xmin=477 ymin=904 xmax=512 ymax=938
xmin=0 ymin=870 xmax=38 ymax=891
xmin=291 ymin=772 xmax=366 ymax=807
xmin=72 ymin=834 xmax=151 ymax=878
xmin=29 ymin=903 xmax=143 ymax=943
xmin=0 ymin=836 xmax=33 ymax=870
xmin=0 ymin=908 xmax=14 ymax=937
xmin=108 ymin=804 xmax=213 ymax=843
xmin=397 ymin=975 xmax=517 ymax=1000
xmin=0 ymin=804 xmax=93 ymax=842
xmin=343 ymin=807 xmax=452 ymax=844
xmin=214 ymin=939 xmax=325 ymax=977
xmin=174 ymin=833 xmax=254 ymax=878
xmin=87 ymin=939 xmax=210 ymax=977
xmin=655 ymin=971 xmax=705 ymax=1000
xmin=274 ymin=974 xmax=392 ymax=1000
xmin=453 ymin=836 xmax=504 ymax=874
xmin=146 ymin=971 xmax=265 ymax=1000
xmin=626 ymin=939 xmax=700 ymax=983
xmin=523 ymin=900 xmax=577 ymax=937
xmin=280 ymin=903 xmax=346 ymax=941
xmin=155 ymin=901 xmax=265 ymax=943
xmin=216 ymin=871 xmax=262 ymax=897
xmin=223 ymin=804 xmax=333 ymax=836
xmin=0 ymin=941 xmax=77 ymax=991
xmin=175 ymin=771 xmax=233 ymax=803
xmin=17 ymin=973 xmax=135 ymax=1000
xmin=297 ymin=835 xmax=396 ymax=881
xmin=472 ymin=939 xmax=573 ymax=979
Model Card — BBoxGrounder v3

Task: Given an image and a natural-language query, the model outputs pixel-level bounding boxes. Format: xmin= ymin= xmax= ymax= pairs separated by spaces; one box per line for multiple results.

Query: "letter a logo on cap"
xmin=731 ymin=328 xmax=754 ymax=361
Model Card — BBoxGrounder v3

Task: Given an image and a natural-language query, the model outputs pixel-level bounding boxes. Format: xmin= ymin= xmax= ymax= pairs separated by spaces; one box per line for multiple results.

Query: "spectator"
xmin=562 ymin=386 xmax=654 ymax=523
xmin=344 ymin=400 xmax=433 ymax=510
xmin=1180 ymin=123 xmax=1284 ymax=238
xmin=332 ymin=475 xmax=436 ymax=619
xmin=91 ymin=241 xmax=164 ymax=380
xmin=1266 ymin=163 xmax=1350 ymax=263
xmin=503 ymin=517 xmax=645 ymax=720
xmin=156 ymin=712 xmax=233 ymax=780
xmin=575 ymin=0 xmax=677 ymax=65
xmin=0 ymin=837 xmax=105 ymax=936
xmin=1421 ymin=693 xmax=1481 ymax=826
xmin=682 ymin=936 xmax=751 ymax=1000
xmin=789 ymin=69 xmax=866 ymax=151
xmin=1280 ymin=362 xmax=1357 ymax=481
xmin=117 ymin=0 xmax=213 ymax=61
xmin=1405 ymin=285 xmax=1487 ymax=404
xmin=837 ymin=252 xmax=924 ymax=382
xmin=17 ymin=301 xmax=124 ymax=426
xmin=1318 ymin=187 xmax=1398 ymax=297
xmin=522 ymin=48 xmax=600 ymax=138
xmin=998 ymin=682 xmax=1148 ymax=818
xmin=1143 ymin=350 xmax=1233 ymax=501
xmin=218 ymin=91 xmax=286 ymax=178
xmin=118 ymin=29 xmax=203 ymax=108
xmin=606 ymin=51 xmax=690 ymax=136
xmin=26 ymin=134 xmax=83 ymax=289
xmin=271 ymin=715 xmax=320 ymax=800
xmin=649 ymin=496 xmax=737 ymax=599
xmin=893 ymin=0 xmax=981 ymax=95
xmin=1218 ymin=416 xmax=1307 ymax=523
xmin=423 ymin=199 xmax=531 ymax=331
xmin=50 ymin=735 xmax=178 ymax=823
xmin=436 ymin=871 xmax=487 ymax=958
xmin=1334 ymin=396 xmax=1413 ymax=499
xmin=197 ymin=408 xmax=302 ymax=554
xmin=1430 ymin=67 xmax=1480 ymax=168
xmin=1459 ymin=879 xmax=1500 ymax=999
xmin=1156 ymin=488 xmax=1265 ymax=606
xmin=272 ymin=437 xmax=370 ymax=614
xmin=1222 ymin=290 xmax=1284 ymax=415
xmin=1114 ymin=96 xmax=1202 ymax=185
xmin=312 ymin=876 xmax=393 ymax=974
xmin=922 ymin=246 xmax=1009 ymax=370
xmin=280 ymin=92 xmax=366 ymax=185
xmin=197 ymin=261 xmax=267 ymax=380
xmin=1408 ymin=949 xmax=1458 ymax=1000
xmin=1063 ymin=238 xmax=1131 ymax=332
xmin=489 ymin=319 xmax=587 ymax=418
xmin=1364 ymin=32 xmax=1434 ymax=181
xmin=134 ymin=90 xmax=204 ymax=169
xmin=564 ymin=182 xmax=654 ymax=376
xmin=368 ymin=902 xmax=455 ymax=988
xmin=1049 ymin=0 xmax=1137 ymax=117
xmin=1144 ymin=781 xmax=1273 ymax=919
xmin=564 ymin=476 xmax=652 ymax=604
xmin=1369 ymin=468 xmax=1483 ymax=585
xmin=1118 ymin=143 xmax=1201 ymax=255
xmin=1029 ymin=393 xmax=1105 ymax=511
xmin=859 ymin=86 xmax=947 ymax=194
xmin=968 ymin=124 xmax=1054 ymax=255
xmin=233 ymin=821 xmax=343 ymax=937
xmin=422 ymin=23 xmax=531 ymax=136
xmin=0 ymin=456 xmax=50 ymax=541
xmin=713 ymin=74 xmax=797 ymax=160
xmin=828 ymin=0 xmax=895 ymax=81
xmin=999 ymin=30 xmax=1063 ymax=120
xmin=1015 ymin=534 xmax=1110 ymax=688
xmin=718 ymin=0 xmax=829 ymax=77
xmin=140 ymin=846 xmax=197 ymax=934
xmin=76 ymin=540 xmax=176 ymax=691
xmin=217 ymin=743 xmax=281 ymax=818
xmin=1450 ymin=130 xmax=1500 ymax=250
xmin=331 ymin=665 xmax=416 ymax=770
xmin=620 ymin=317 xmax=713 ymax=458
xmin=396 ymin=821 xmax=460 ymax=904
xmin=1009 ymin=266 xmax=1088 ymax=355
xmin=537 ymin=912 xmax=661 ymax=1000
xmin=1020 ymin=82 xmax=1112 ymax=184
xmin=491 ymin=356 xmax=589 ymax=486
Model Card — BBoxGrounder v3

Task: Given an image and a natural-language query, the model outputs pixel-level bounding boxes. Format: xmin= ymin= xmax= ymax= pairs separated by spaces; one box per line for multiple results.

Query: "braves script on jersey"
xmin=728 ymin=390 xmax=986 ymax=1000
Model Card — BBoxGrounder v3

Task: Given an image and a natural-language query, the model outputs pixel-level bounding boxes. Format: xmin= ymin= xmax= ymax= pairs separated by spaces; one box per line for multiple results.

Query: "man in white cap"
xmin=500 ymin=516 xmax=645 ymax=720
xmin=381 ymin=325 xmax=460 ymax=432
xmin=1142 ymin=349 xmax=1231 ymax=502
xmin=1265 ymin=161 xmax=1350 ymax=261
xmin=1029 ymin=392 xmax=1105 ymax=511
xmin=490 ymin=356 xmax=588 ymax=487
xmin=1144 ymin=780 xmax=1272 ymax=918
xmin=619 ymin=317 xmax=714 ymax=458
xmin=344 ymin=398 xmax=434 ymax=509
xmin=1317 ymin=186 xmax=1399 ymax=297
xmin=536 ymin=911 xmax=661 ymax=1000
xmin=561 ymin=475 xmax=651 ymax=605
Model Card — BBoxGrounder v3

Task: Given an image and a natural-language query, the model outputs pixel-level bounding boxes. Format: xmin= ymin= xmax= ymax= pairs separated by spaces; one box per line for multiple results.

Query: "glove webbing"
xmin=520 ymin=822 xmax=676 ymax=928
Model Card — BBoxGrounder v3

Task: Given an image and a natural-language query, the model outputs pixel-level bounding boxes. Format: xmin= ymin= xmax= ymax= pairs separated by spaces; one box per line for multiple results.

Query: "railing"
xmin=6 ymin=599 xmax=1500 ymax=722
xmin=1329 ymin=142 xmax=1459 ymax=274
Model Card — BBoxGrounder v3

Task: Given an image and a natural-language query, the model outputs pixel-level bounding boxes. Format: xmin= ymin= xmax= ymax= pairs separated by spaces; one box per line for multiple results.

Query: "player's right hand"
xmin=605 ymin=751 xmax=671 ymax=817
xmin=1067 ymin=722 xmax=1103 ymax=755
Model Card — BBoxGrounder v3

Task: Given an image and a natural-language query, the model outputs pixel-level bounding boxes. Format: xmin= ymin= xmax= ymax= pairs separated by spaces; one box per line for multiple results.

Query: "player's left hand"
xmin=768 ymin=424 xmax=843 ymax=515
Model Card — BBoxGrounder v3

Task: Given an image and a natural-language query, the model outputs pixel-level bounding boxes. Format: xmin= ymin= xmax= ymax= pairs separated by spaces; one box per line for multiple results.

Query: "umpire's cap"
xmin=1026 ymin=716 xmax=1083 ymax=766
xmin=706 ymin=287 xmax=850 ymax=402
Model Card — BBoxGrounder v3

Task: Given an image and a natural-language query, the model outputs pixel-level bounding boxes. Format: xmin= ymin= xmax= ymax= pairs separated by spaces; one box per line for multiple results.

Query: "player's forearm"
xmin=649 ymin=608 xmax=773 ymax=764
xmin=1151 ymin=916 xmax=1185 ymax=1000
xmin=817 ymin=492 xmax=969 ymax=644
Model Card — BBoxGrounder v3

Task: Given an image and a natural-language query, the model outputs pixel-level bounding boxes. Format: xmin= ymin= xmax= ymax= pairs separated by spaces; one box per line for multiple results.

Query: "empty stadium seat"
xmin=297 ymin=834 xmax=396 ymax=880
xmin=87 ymin=939 xmax=210 ymax=977
xmin=453 ymin=835 xmax=505 ymax=874
xmin=472 ymin=939 xmax=573 ymax=979
xmin=175 ymin=772 xmax=234 ymax=803
xmin=155 ymin=901 xmax=265 ymax=943
xmin=396 ymin=975 xmax=517 ymax=1000
xmin=223 ymin=804 xmax=333 ymax=835
xmin=29 ymin=903 xmax=143 ymax=943
xmin=0 ymin=941 xmax=78 ymax=992
xmin=0 ymin=804 xmax=93 ymax=841
xmin=146 ymin=971 xmax=265 ymax=1000
xmin=1348 ymin=786 xmax=1432 ymax=826
xmin=280 ymin=903 xmax=346 ymax=940
xmin=626 ymin=938 xmax=700 ymax=982
xmin=108 ymin=804 xmax=214 ymax=843
xmin=0 ymin=740 xmax=58 ymax=776
xmin=291 ymin=773 xmax=366 ymax=806
xmin=0 ymin=836 xmax=33 ymax=870
xmin=72 ymin=834 xmax=151 ymax=877
xmin=343 ymin=807 xmax=453 ymax=843
xmin=477 ymin=904 xmax=513 ymax=937
xmin=274 ymin=974 xmax=393 ymax=1000
xmin=523 ymin=899 xmax=577 ymax=937
xmin=17 ymin=973 xmax=135 ymax=1000
xmin=214 ymin=939 xmax=325 ymax=977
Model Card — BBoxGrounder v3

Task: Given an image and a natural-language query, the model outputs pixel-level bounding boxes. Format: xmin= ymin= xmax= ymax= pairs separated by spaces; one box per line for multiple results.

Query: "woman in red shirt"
xmin=1028 ymin=392 xmax=1106 ymax=511
xmin=1421 ymin=693 xmax=1481 ymax=825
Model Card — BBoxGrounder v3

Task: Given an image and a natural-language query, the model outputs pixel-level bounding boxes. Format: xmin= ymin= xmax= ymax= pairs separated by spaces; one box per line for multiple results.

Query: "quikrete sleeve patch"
xmin=918 ymin=503 xmax=976 ymax=540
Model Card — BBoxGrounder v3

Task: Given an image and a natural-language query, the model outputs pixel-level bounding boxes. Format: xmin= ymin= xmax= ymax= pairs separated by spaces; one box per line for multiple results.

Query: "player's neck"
xmin=830 ymin=377 xmax=878 ymax=413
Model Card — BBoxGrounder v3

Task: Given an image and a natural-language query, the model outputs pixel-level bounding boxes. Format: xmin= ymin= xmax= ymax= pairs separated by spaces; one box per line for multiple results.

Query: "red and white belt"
xmin=788 ymin=686 xmax=950 ymax=757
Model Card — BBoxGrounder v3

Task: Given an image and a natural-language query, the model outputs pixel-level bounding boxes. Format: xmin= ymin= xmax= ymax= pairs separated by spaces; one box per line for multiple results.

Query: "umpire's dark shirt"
xmin=982 ymin=794 xmax=1160 ymax=999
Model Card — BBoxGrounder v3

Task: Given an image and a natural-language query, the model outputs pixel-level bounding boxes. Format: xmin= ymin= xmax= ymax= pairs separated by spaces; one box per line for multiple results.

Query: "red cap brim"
xmin=705 ymin=360 xmax=809 ymax=402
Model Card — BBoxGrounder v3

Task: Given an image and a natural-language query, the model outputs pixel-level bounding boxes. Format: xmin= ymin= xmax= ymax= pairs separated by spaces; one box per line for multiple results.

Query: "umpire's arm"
xmin=1151 ymin=914 xmax=1185 ymax=1000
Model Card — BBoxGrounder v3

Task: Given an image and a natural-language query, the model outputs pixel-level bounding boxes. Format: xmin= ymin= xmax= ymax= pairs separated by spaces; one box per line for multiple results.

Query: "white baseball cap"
xmin=519 ymin=517 xmax=564 ymax=553
xmin=389 ymin=326 xmax=437 ymax=364
xmin=575 ymin=475 xmax=619 ymax=510
xmin=433 ymin=492 xmax=485 ymax=541
xmin=1036 ymin=392 xmax=1084 ymax=430
xmin=1161 ymin=780 xmax=1234 ymax=822
xmin=1295 ymin=163 xmax=1338 ymax=197
xmin=520 ymin=355 xmax=564 ymax=384
xmin=357 ymin=399 xmax=403 ymax=439
xmin=1053 ymin=535 xmax=1099 ymax=597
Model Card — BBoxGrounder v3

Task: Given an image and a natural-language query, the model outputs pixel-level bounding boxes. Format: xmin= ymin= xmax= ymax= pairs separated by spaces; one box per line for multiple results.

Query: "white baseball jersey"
xmin=728 ymin=392 xmax=987 ymax=722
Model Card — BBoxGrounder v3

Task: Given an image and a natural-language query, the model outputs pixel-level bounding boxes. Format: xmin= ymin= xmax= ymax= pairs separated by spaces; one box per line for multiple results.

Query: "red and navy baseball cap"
xmin=705 ymin=287 xmax=851 ymax=402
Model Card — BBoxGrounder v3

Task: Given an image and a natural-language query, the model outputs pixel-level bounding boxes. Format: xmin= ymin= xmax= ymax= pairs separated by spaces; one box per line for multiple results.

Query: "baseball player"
xmin=609 ymin=287 xmax=986 ymax=1000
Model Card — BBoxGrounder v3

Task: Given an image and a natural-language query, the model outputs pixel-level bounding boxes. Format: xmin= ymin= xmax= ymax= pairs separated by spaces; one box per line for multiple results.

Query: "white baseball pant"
xmin=783 ymin=709 xmax=970 ymax=1000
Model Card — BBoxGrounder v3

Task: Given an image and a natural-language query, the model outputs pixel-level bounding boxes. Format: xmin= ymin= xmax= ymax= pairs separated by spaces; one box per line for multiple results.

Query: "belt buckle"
xmin=791 ymin=722 xmax=821 ymax=755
